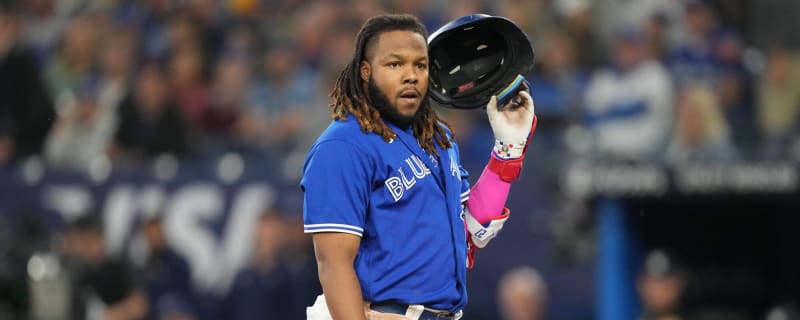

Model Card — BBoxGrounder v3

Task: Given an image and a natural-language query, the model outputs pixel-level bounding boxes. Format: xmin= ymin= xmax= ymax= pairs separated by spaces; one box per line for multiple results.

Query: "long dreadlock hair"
xmin=329 ymin=14 xmax=453 ymax=156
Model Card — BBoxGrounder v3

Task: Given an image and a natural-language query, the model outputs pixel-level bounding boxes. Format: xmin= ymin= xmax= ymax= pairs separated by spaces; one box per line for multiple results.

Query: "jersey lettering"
xmin=385 ymin=156 xmax=432 ymax=202
xmin=450 ymin=153 xmax=460 ymax=177
xmin=399 ymin=167 xmax=417 ymax=189
xmin=385 ymin=177 xmax=404 ymax=202
xmin=406 ymin=155 xmax=431 ymax=178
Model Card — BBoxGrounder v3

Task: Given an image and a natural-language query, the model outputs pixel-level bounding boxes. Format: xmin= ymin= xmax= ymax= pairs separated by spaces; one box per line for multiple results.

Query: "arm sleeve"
xmin=301 ymin=140 xmax=370 ymax=237
xmin=466 ymin=161 xmax=512 ymax=223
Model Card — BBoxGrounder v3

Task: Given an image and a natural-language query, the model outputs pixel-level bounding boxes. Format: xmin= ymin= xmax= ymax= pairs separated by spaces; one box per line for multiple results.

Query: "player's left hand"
xmin=486 ymin=82 xmax=536 ymax=160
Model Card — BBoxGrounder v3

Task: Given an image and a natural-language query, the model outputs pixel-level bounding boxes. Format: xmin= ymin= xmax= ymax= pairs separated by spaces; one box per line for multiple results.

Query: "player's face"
xmin=361 ymin=30 xmax=429 ymax=120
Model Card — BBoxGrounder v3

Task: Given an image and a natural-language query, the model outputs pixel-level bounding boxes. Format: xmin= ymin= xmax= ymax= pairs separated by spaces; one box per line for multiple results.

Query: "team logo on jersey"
xmin=384 ymin=155 xmax=432 ymax=202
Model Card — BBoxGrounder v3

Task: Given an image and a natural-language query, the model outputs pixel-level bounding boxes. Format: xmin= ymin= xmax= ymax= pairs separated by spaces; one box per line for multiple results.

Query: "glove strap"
xmin=488 ymin=155 xmax=523 ymax=183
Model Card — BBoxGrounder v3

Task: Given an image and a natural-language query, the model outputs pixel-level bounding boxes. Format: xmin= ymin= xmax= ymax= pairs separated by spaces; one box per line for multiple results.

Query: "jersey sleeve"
xmin=301 ymin=140 xmax=370 ymax=237
xmin=459 ymin=164 xmax=470 ymax=203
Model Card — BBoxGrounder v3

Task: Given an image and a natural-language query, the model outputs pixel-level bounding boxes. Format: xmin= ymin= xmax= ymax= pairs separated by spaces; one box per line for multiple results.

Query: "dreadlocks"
xmin=329 ymin=14 xmax=453 ymax=156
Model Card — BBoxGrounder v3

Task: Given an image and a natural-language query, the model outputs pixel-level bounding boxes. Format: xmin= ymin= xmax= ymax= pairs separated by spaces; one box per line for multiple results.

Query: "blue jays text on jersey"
xmin=301 ymin=114 xmax=471 ymax=312
xmin=384 ymin=154 xmax=431 ymax=202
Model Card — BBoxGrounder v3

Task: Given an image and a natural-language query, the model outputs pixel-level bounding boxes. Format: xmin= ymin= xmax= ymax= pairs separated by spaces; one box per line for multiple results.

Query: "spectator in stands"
xmin=591 ymin=0 xmax=672 ymax=57
xmin=644 ymin=9 xmax=671 ymax=63
xmin=316 ymin=19 xmax=360 ymax=98
xmin=112 ymin=61 xmax=189 ymax=163
xmin=297 ymin=18 xmax=362 ymax=158
xmin=712 ymin=29 xmax=757 ymax=156
xmin=96 ymin=26 xmax=136 ymax=127
xmin=554 ymin=0 xmax=603 ymax=70
xmin=124 ymin=0 xmax=173 ymax=59
xmin=497 ymin=266 xmax=549 ymax=320
xmin=218 ymin=22 xmax=257 ymax=61
xmin=388 ymin=0 xmax=441 ymax=31
xmin=203 ymin=53 xmax=248 ymax=143
xmin=44 ymin=11 xmax=99 ymax=102
xmin=19 ymin=0 xmax=64 ymax=63
xmin=135 ymin=216 xmax=196 ymax=320
xmin=583 ymin=26 xmax=673 ymax=162
xmin=637 ymin=250 xmax=686 ymax=320
xmin=0 ymin=1 xmax=55 ymax=166
xmin=168 ymin=45 xmax=212 ymax=133
xmin=758 ymin=49 xmax=800 ymax=160
xmin=495 ymin=0 xmax=558 ymax=45
xmin=242 ymin=37 xmax=319 ymax=153
xmin=668 ymin=0 xmax=718 ymax=87
xmin=166 ymin=12 xmax=206 ymax=57
xmin=226 ymin=211 xmax=293 ymax=320
xmin=61 ymin=214 xmax=148 ymax=320
xmin=666 ymin=86 xmax=737 ymax=164
xmin=44 ymin=77 xmax=116 ymax=169
xmin=529 ymin=29 xmax=589 ymax=121
xmin=527 ymin=28 xmax=589 ymax=167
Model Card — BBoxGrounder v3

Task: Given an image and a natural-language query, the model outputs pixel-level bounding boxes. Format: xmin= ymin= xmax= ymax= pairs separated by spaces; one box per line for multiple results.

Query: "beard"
xmin=367 ymin=76 xmax=424 ymax=129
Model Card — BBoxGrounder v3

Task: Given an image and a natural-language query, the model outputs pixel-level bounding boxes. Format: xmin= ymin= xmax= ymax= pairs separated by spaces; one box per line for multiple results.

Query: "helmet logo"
xmin=458 ymin=82 xmax=475 ymax=93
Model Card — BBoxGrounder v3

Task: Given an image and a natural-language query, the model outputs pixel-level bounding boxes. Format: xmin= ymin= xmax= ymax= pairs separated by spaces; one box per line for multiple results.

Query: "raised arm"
xmin=465 ymin=84 xmax=537 ymax=268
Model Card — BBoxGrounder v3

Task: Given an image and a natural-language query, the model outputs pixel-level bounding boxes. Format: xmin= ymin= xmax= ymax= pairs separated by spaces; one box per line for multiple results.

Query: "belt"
xmin=369 ymin=302 xmax=459 ymax=320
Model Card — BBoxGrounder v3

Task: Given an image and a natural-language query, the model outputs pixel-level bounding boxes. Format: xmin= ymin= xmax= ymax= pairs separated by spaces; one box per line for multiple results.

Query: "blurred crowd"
xmin=524 ymin=0 xmax=800 ymax=166
xmin=1 ymin=0 xmax=800 ymax=176
xmin=2 ymin=0 xmax=800 ymax=319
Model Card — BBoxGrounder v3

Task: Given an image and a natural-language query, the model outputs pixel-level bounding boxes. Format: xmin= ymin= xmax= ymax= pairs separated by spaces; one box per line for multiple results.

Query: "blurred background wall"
xmin=1 ymin=0 xmax=799 ymax=319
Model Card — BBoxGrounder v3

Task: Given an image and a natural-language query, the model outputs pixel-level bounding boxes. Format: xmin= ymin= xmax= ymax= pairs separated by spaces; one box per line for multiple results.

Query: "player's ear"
xmin=360 ymin=61 xmax=370 ymax=82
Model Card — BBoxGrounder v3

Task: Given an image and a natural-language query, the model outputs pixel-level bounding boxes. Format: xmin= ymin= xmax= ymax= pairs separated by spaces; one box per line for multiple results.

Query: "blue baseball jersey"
xmin=301 ymin=114 xmax=471 ymax=312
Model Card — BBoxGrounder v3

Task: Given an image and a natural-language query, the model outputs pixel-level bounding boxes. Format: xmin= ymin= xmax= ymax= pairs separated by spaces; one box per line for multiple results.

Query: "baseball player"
xmin=302 ymin=14 xmax=536 ymax=320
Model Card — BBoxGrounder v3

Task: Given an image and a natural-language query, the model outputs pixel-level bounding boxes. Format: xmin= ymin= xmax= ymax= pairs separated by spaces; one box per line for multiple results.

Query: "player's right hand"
xmin=486 ymin=82 xmax=536 ymax=160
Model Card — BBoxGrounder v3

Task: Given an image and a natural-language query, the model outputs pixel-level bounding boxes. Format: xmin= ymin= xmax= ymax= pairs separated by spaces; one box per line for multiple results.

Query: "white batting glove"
xmin=486 ymin=88 xmax=536 ymax=160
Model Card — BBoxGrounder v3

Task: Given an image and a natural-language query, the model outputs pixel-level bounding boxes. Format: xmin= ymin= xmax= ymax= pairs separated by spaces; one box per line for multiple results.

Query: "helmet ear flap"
xmin=427 ymin=14 xmax=535 ymax=110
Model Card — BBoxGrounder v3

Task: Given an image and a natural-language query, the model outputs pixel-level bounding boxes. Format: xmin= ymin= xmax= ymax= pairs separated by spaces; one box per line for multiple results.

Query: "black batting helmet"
xmin=427 ymin=14 xmax=534 ymax=109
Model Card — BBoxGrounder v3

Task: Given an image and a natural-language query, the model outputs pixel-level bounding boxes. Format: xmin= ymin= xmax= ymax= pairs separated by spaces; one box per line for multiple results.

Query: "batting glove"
xmin=486 ymin=81 xmax=537 ymax=182
xmin=487 ymin=81 xmax=536 ymax=160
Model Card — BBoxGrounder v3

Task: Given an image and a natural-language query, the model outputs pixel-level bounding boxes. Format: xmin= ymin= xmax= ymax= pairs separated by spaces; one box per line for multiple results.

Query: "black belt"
xmin=369 ymin=302 xmax=457 ymax=320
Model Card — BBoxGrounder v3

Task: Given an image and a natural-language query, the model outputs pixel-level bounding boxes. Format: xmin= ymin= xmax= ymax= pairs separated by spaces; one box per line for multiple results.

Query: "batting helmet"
xmin=427 ymin=14 xmax=534 ymax=109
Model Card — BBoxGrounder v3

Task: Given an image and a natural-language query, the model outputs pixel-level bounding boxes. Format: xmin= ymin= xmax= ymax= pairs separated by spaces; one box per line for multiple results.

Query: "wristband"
xmin=493 ymin=139 xmax=527 ymax=159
